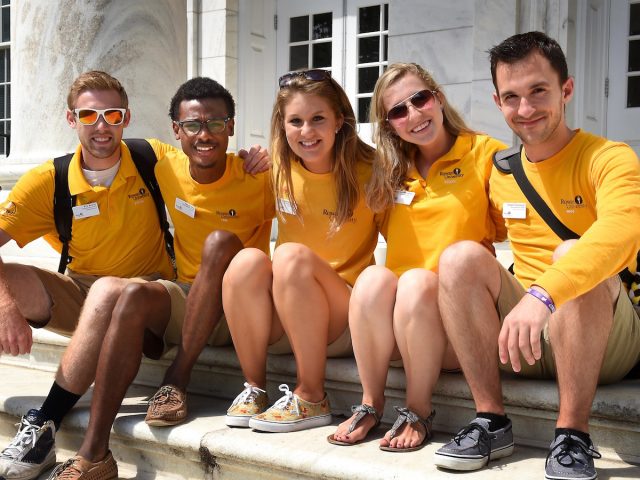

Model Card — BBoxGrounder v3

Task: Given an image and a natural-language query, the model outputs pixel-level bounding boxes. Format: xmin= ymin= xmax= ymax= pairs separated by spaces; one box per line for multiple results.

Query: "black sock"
xmin=39 ymin=382 xmax=82 ymax=430
xmin=476 ymin=412 xmax=510 ymax=431
xmin=555 ymin=428 xmax=591 ymax=445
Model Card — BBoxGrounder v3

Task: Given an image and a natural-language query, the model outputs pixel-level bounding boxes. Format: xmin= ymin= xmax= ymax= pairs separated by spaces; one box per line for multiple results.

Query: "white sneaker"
xmin=0 ymin=410 xmax=56 ymax=480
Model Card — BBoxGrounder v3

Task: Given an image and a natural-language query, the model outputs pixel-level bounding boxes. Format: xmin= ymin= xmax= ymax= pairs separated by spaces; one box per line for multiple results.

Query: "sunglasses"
xmin=385 ymin=90 xmax=438 ymax=122
xmin=278 ymin=69 xmax=332 ymax=88
xmin=74 ymin=108 xmax=127 ymax=126
xmin=175 ymin=117 xmax=232 ymax=136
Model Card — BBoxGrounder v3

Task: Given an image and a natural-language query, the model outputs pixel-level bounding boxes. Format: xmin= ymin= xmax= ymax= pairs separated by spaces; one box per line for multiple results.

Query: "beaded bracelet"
xmin=526 ymin=287 xmax=556 ymax=313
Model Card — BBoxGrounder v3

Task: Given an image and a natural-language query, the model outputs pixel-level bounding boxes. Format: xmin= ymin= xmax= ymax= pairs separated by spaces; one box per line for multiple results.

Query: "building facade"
xmin=1 ymin=0 xmax=638 ymax=187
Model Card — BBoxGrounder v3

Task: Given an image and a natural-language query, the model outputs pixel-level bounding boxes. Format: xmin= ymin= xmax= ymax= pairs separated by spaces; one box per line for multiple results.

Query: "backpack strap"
xmin=53 ymin=153 xmax=76 ymax=274
xmin=492 ymin=145 xmax=520 ymax=173
xmin=123 ymin=139 xmax=175 ymax=263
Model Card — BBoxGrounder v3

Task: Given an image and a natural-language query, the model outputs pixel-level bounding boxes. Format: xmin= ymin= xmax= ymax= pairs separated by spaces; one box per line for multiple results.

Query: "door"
xmin=607 ymin=0 xmax=640 ymax=155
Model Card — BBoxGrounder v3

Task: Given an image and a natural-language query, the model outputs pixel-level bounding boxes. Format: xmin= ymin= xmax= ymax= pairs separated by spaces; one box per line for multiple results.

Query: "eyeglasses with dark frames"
xmin=385 ymin=90 xmax=438 ymax=122
xmin=174 ymin=117 xmax=232 ymax=136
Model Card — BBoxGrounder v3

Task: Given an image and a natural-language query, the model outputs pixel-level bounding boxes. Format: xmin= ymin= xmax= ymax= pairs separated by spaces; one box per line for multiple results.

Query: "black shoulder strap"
xmin=492 ymin=145 xmax=520 ymax=173
xmin=53 ymin=153 xmax=77 ymax=274
xmin=503 ymin=146 xmax=580 ymax=241
xmin=123 ymin=139 xmax=175 ymax=262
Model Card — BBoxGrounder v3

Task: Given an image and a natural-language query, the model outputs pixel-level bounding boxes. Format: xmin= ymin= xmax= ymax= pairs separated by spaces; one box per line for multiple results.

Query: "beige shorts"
xmin=156 ymin=279 xmax=231 ymax=356
xmin=267 ymin=327 xmax=353 ymax=358
xmin=496 ymin=265 xmax=640 ymax=384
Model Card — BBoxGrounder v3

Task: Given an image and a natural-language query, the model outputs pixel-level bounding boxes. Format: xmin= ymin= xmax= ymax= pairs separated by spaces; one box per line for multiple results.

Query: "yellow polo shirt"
xmin=275 ymin=159 xmax=379 ymax=286
xmin=490 ymin=129 xmax=640 ymax=307
xmin=0 ymin=143 xmax=175 ymax=279
xmin=149 ymin=140 xmax=274 ymax=284
xmin=383 ymin=134 xmax=507 ymax=275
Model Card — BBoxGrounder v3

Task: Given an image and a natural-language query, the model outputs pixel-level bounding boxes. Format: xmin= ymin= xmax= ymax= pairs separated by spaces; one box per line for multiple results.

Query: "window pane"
xmin=359 ymin=5 xmax=380 ymax=34
xmin=0 ymin=85 xmax=4 ymax=119
xmin=358 ymin=97 xmax=371 ymax=123
xmin=312 ymin=42 xmax=331 ymax=68
xmin=290 ymin=16 xmax=309 ymax=42
xmin=312 ymin=13 xmax=332 ymax=40
xmin=631 ymin=3 xmax=640 ymax=36
xmin=289 ymin=45 xmax=308 ymax=70
xmin=384 ymin=4 xmax=389 ymax=30
xmin=358 ymin=66 xmax=379 ymax=93
xmin=6 ymin=48 xmax=8 ymax=79
xmin=358 ymin=37 xmax=379 ymax=63
xmin=1 ymin=1 xmax=8 ymax=7
xmin=629 ymin=39 xmax=640 ymax=72
xmin=1 ymin=8 xmax=8 ymax=43
xmin=383 ymin=35 xmax=388 ymax=61
xmin=628 ymin=76 xmax=640 ymax=108
xmin=0 ymin=51 xmax=4 ymax=83
xmin=6 ymin=83 xmax=9 ymax=118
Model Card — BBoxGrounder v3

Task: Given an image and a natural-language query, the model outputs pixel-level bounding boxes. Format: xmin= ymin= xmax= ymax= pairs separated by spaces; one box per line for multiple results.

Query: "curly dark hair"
xmin=489 ymin=31 xmax=568 ymax=93
xmin=169 ymin=77 xmax=235 ymax=120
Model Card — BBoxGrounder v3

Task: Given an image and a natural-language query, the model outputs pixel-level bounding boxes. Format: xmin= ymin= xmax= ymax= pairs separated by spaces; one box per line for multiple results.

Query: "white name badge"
xmin=394 ymin=190 xmax=415 ymax=205
xmin=502 ymin=202 xmax=527 ymax=219
xmin=277 ymin=198 xmax=296 ymax=215
xmin=175 ymin=198 xmax=196 ymax=218
xmin=72 ymin=202 xmax=100 ymax=219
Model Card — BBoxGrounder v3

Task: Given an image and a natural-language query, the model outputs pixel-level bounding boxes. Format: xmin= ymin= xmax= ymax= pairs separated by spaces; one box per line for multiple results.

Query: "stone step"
xmin=1 ymin=364 xmax=638 ymax=480
xmin=2 ymin=329 xmax=639 ymax=466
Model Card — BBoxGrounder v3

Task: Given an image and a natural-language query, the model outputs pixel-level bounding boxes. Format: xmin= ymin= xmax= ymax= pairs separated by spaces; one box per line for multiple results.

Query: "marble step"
xmin=1 ymin=329 xmax=639 ymax=465
xmin=1 ymin=364 xmax=638 ymax=480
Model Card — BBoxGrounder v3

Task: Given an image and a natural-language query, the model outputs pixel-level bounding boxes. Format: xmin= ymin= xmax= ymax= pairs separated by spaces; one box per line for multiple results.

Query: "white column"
xmin=2 ymin=0 xmax=187 ymax=184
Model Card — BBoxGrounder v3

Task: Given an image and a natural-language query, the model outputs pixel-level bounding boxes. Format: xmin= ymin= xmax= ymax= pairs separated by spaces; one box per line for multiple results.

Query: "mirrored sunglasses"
xmin=175 ymin=117 xmax=231 ymax=136
xmin=278 ymin=69 xmax=332 ymax=88
xmin=386 ymin=90 xmax=438 ymax=122
xmin=74 ymin=108 xmax=127 ymax=126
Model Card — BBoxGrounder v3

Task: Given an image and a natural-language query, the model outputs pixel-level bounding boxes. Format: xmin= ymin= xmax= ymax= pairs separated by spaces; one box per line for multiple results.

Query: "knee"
xmin=439 ymin=240 xmax=492 ymax=287
xmin=552 ymin=239 xmax=578 ymax=262
xmin=351 ymin=265 xmax=397 ymax=310
xmin=395 ymin=269 xmax=438 ymax=317
xmin=271 ymin=243 xmax=314 ymax=280
xmin=87 ymin=276 xmax=127 ymax=302
xmin=111 ymin=283 xmax=154 ymax=329
xmin=223 ymin=248 xmax=271 ymax=290
xmin=201 ymin=230 xmax=243 ymax=266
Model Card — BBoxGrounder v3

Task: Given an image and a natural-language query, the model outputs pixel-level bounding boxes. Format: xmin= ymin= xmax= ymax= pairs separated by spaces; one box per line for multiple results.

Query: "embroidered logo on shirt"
xmin=0 ymin=201 xmax=16 ymax=216
xmin=439 ymin=168 xmax=464 ymax=184
xmin=560 ymin=195 xmax=586 ymax=213
xmin=128 ymin=188 xmax=151 ymax=202
xmin=216 ymin=209 xmax=239 ymax=221
xmin=322 ymin=208 xmax=356 ymax=223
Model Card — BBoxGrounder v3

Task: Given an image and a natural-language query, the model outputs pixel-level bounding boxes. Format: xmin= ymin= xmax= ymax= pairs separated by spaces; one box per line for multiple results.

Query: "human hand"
xmin=239 ymin=145 xmax=271 ymax=175
xmin=0 ymin=307 xmax=33 ymax=356
xmin=498 ymin=288 xmax=551 ymax=372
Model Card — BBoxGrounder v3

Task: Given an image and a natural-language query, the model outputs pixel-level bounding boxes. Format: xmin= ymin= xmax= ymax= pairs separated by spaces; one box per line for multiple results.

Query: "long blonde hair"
xmin=271 ymin=74 xmax=375 ymax=231
xmin=367 ymin=63 xmax=476 ymax=212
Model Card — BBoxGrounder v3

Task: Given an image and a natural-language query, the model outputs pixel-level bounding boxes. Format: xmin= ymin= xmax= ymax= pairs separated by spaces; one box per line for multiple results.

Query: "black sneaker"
xmin=545 ymin=432 xmax=601 ymax=480
xmin=434 ymin=417 xmax=514 ymax=471
xmin=0 ymin=409 xmax=56 ymax=480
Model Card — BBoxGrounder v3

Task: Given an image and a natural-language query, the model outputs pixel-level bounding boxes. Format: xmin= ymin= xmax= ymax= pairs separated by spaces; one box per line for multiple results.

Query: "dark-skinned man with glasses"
xmin=45 ymin=77 xmax=275 ymax=480
xmin=0 ymin=73 xmax=270 ymax=480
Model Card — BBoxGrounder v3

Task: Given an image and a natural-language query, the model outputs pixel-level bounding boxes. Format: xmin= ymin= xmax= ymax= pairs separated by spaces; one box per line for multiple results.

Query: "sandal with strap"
xmin=327 ymin=404 xmax=381 ymax=446
xmin=379 ymin=406 xmax=435 ymax=452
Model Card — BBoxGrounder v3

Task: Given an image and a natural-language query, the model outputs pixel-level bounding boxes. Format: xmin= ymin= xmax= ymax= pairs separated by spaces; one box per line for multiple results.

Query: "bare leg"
xmin=271 ymin=243 xmax=350 ymax=403
xmin=382 ymin=268 xmax=459 ymax=449
xmin=162 ymin=230 xmax=243 ymax=389
xmin=223 ymin=248 xmax=283 ymax=388
xmin=549 ymin=241 xmax=619 ymax=432
xmin=438 ymin=241 xmax=504 ymax=414
xmin=76 ymin=282 xmax=171 ymax=462
xmin=332 ymin=265 xmax=398 ymax=444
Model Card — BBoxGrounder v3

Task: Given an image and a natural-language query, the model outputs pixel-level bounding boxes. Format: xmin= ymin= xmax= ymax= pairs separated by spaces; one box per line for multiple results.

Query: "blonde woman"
xmin=328 ymin=63 xmax=506 ymax=450
xmin=222 ymin=69 xmax=381 ymax=432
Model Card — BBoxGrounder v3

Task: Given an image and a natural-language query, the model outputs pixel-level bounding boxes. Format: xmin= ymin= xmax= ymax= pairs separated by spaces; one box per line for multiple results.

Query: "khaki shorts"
xmin=267 ymin=327 xmax=353 ymax=358
xmin=496 ymin=265 xmax=640 ymax=384
xmin=27 ymin=268 xmax=98 ymax=336
xmin=156 ymin=279 xmax=231 ymax=357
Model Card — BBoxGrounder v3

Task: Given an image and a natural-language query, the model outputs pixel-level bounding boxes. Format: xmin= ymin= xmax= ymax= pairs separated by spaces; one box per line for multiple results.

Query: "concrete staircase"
xmin=0 ymin=213 xmax=638 ymax=478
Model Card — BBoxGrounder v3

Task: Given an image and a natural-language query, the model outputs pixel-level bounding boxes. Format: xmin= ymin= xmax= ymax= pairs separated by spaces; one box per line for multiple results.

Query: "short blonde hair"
xmin=66 ymin=71 xmax=129 ymax=110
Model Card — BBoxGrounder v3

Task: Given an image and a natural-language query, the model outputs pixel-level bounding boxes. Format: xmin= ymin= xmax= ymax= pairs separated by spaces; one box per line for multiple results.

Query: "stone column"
xmin=2 ymin=0 xmax=187 ymax=184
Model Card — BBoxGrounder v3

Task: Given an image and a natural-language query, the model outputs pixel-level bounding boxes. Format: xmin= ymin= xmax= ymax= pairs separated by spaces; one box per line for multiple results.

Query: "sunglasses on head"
xmin=174 ymin=117 xmax=232 ymax=136
xmin=278 ymin=69 xmax=332 ymax=88
xmin=74 ymin=108 xmax=127 ymax=126
xmin=385 ymin=90 xmax=438 ymax=122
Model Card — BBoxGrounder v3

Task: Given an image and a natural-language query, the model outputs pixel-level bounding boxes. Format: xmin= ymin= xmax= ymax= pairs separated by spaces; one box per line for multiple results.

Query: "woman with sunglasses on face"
xmin=328 ymin=63 xmax=506 ymax=451
xmin=222 ymin=69 xmax=381 ymax=432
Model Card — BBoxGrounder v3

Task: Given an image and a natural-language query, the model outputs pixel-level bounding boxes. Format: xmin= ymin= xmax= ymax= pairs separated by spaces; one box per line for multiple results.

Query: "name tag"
xmin=277 ymin=198 xmax=296 ymax=215
xmin=503 ymin=202 xmax=527 ymax=219
xmin=175 ymin=198 xmax=196 ymax=218
xmin=72 ymin=202 xmax=100 ymax=219
xmin=394 ymin=190 xmax=415 ymax=205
